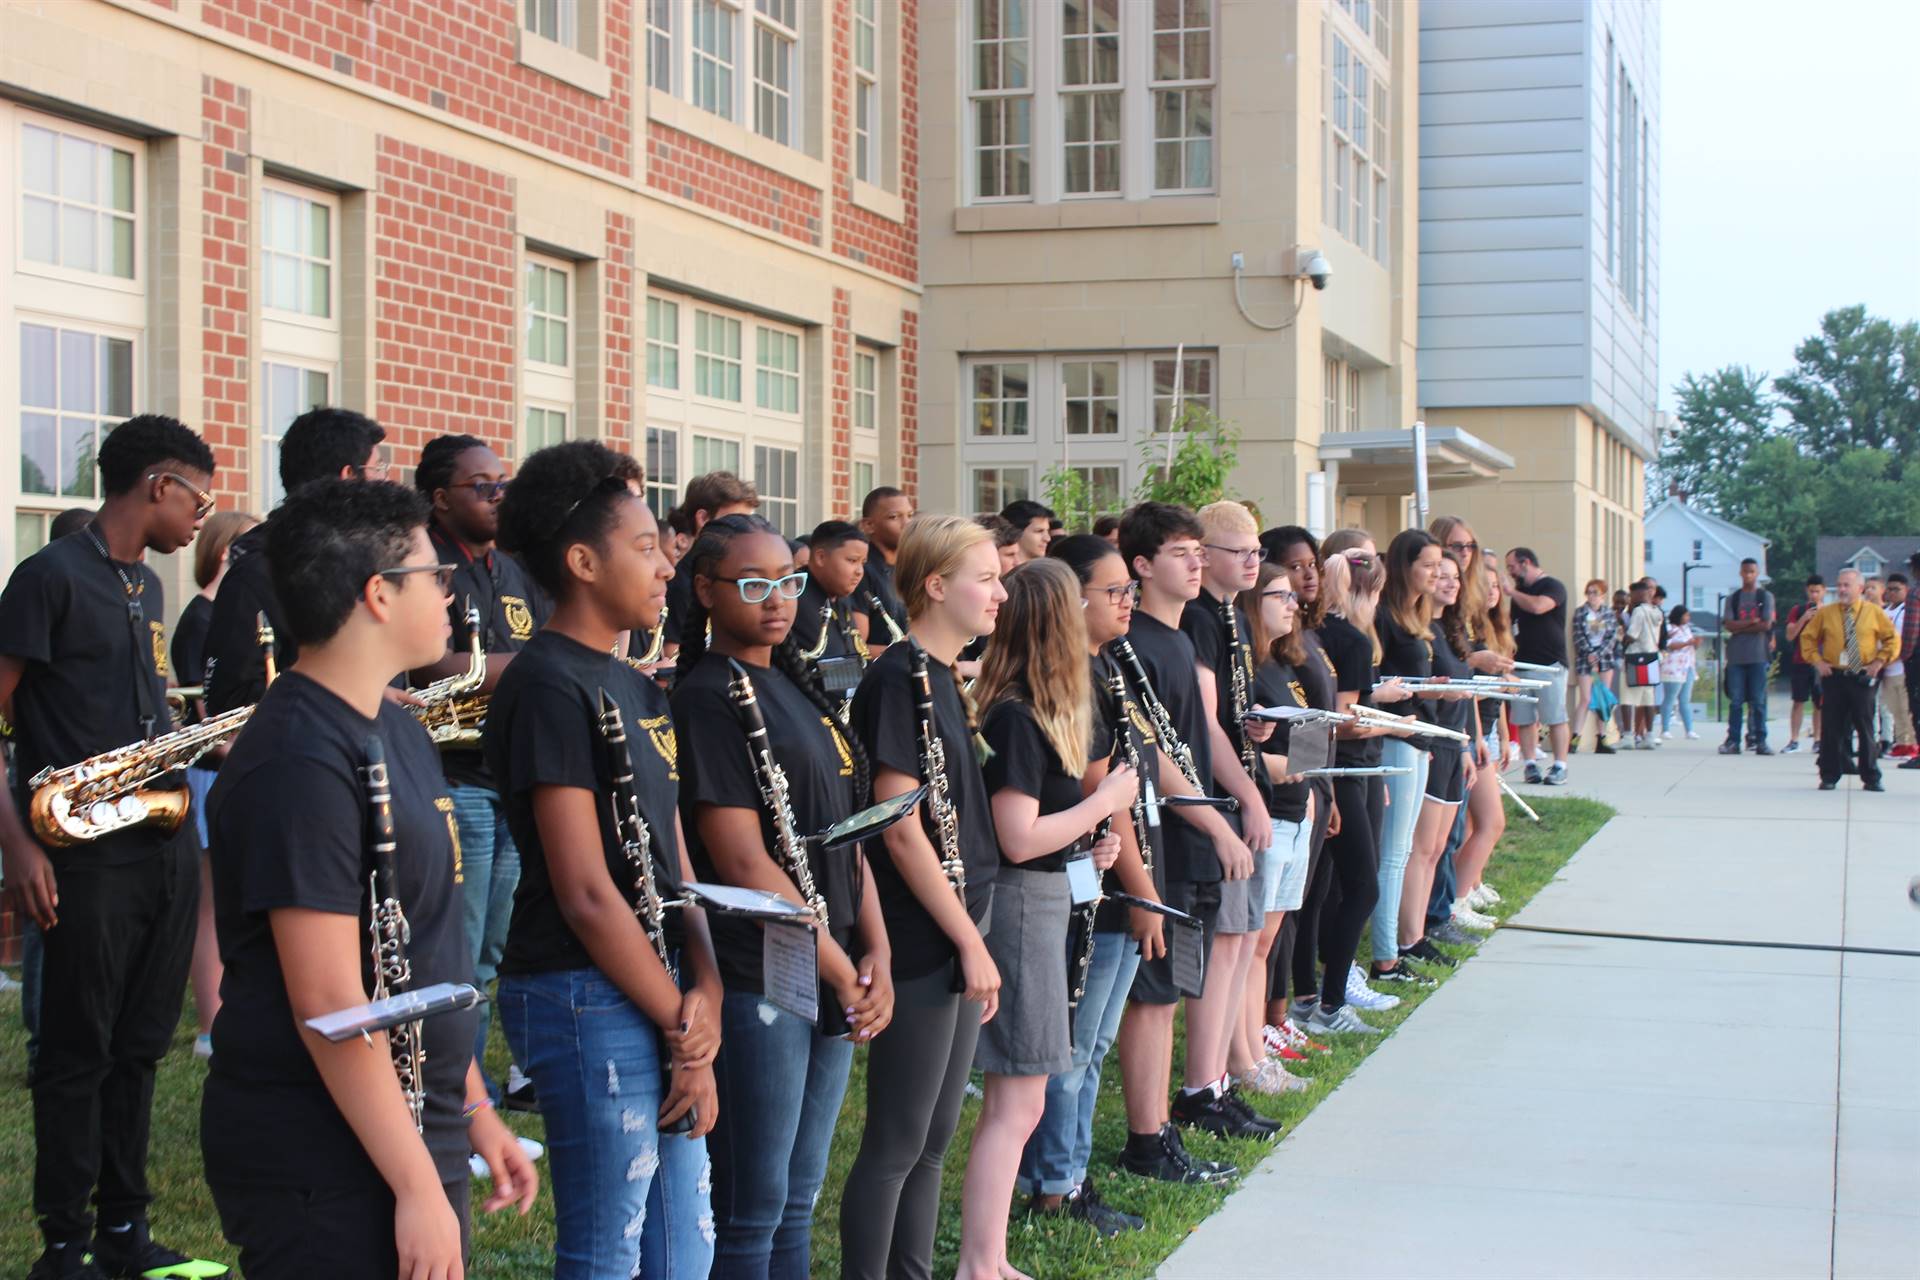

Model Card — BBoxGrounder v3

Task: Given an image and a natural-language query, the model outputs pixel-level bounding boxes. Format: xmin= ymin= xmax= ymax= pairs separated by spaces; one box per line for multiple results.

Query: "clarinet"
xmin=1105 ymin=654 xmax=1162 ymax=875
xmin=361 ymin=735 xmax=425 ymax=1134
xmin=724 ymin=660 xmax=828 ymax=927
xmin=1220 ymin=597 xmax=1262 ymax=784
xmin=1113 ymin=637 xmax=1202 ymax=791
xmin=909 ymin=640 xmax=966 ymax=901
xmin=597 ymin=690 xmax=674 ymax=980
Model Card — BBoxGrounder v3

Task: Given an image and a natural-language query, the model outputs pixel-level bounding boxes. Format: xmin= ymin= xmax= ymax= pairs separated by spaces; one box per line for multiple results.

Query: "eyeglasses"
xmin=1206 ymin=544 xmax=1268 ymax=567
xmin=714 ymin=571 xmax=808 ymax=604
xmin=151 ymin=472 xmax=215 ymax=519
xmin=1262 ymin=589 xmax=1298 ymax=604
xmin=450 ymin=479 xmax=511 ymax=501
xmin=1088 ymin=582 xmax=1139 ymax=605
xmin=1445 ymin=540 xmax=1479 ymax=556
xmin=358 ymin=447 xmax=394 ymax=481
xmin=381 ymin=563 xmax=458 ymax=593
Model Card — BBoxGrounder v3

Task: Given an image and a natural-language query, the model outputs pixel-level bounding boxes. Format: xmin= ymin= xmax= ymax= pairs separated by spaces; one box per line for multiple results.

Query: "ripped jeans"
xmin=500 ymin=967 xmax=714 ymax=1279
xmin=708 ymin=990 xmax=854 ymax=1279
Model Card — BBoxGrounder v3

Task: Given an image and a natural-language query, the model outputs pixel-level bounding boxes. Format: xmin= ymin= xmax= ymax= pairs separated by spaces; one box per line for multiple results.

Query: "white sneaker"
xmin=1464 ymin=883 xmax=1495 ymax=911
xmin=1451 ymin=903 xmax=1497 ymax=932
xmin=193 ymin=1033 xmax=213 ymax=1061
xmin=470 ymin=1135 xmax=545 ymax=1179
xmin=1686 ymin=730 xmax=1700 ymax=740
xmin=1476 ymin=883 xmax=1504 ymax=906
xmin=1305 ymin=1003 xmax=1383 ymax=1036
xmin=1238 ymin=1057 xmax=1310 ymax=1095
xmin=1345 ymin=965 xmax=1401 ymax=1011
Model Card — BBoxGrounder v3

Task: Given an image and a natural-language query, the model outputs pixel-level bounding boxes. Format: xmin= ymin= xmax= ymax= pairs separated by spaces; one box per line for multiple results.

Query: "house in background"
xmin=1643 ymin=496 xmax=1768 ymax=621
xmin=1816 ymin=536 xmax=1920 ymax=588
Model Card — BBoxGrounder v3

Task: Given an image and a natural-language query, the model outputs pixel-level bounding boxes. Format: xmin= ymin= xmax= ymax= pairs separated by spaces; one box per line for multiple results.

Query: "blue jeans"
xmin=500 ymin=968 xmax=714 ymax=1279
xmin=1426 ymin=799 xmax=1470 ymax=928
xmin=1661 ymin=675 xmax=1696 ymax=735
xmin=1372 ymin=739 xmax=1429 ymax=964
xmin=451 ymin=783 xmax=519 ymax=1082
xmin=187 ymin=764 xmax=216 ymax=850
xmin=1017 ymin=930 xmax=1141 ymax=1196
xmin=708 ymin=991 xmax=853 ymax=1279
xmin=1726 ymin=662 xmax=1769 ymax=746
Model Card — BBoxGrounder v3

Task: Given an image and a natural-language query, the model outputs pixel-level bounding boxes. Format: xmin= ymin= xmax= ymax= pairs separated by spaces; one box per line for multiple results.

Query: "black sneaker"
xmin=1753 ymin=743 xmax=1774 ymax=756
xmin=1067 ymin=1181 xmax=1145 ymax=1237
xmin=1594 ymin=741 xmax=1617 ymax=755
xmin=1718 ymin=742 xmax=1741 ymax=755
xmin=1818 ymin=779 xmax=1838 ymax=790
xmin=502 ymin=1073 xmax=540 ymax=1113
xmin=1171 ymin=1087 xmax=1257 ymax=1140
xmin=1370 ymin=961 xmax=1436 ymax=987
xmin=1118 ymin=1125 xmax=1232 ymax=1184
xmin=1162 ymin=1123 xmax=1236 ymax=1180
xmin=1404 ymin=939 xmax=1458 ymax=968
xmin=89 ymin=1222 xmax=223 ymax=1280
xmin=1218 ymin=1086 xmax=1284 ymax=1139
xmin=28 ymin=1243 xmax=105 ymax=1280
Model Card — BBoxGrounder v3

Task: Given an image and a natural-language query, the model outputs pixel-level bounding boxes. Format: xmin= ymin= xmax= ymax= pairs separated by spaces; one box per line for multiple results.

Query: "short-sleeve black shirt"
xmin=856 ymin=558 xmax=909 ymax=637
xmin=1181 ymin=592 xmax=1266 ymax=804
xmin=1123 ymin=612 xmax=1219 ymax=884
xmin=1315 ymin=615 xmax=1383 ymax=766
xmin=203 ymin=522 xmax=293 ymax=714
xmin=1512 ymin=575 xmax=1569 ymax=667
xmin=427 ymin=523 xmax=549 ymax=791
xmin=1377 ymin=613 xmax=1437 ymax=727
xmin=981 ymin=699 xmax=1087 ymax=873
xmin=486 ymin=630 xmax=686 ymax=976
xmin=203 ymin=673 xmax=476 ymax=1189
xmin=0 ymin=531 xmax=180 ymax=866
xmin=1430 ymin=622 xmax=1476 ymax=742
xmin=171 ymin=595 xmax=213 ymax=687
xmin=848 ymin=641 xmax=997 ymax=981
xmin=789 ymin=580 xmax=861 ymax=662
xmin=1251 ymin=660 xmax=1312 ymax=824
xmin=661 ymin=567 xmax=695 ymax=646
xmin=670 ymin=652 xmax=860 ymax=994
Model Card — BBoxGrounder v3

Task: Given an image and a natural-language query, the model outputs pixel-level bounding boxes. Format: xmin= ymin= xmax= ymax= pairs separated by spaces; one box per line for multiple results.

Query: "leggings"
xmin=1318 ymin=776 xmax=1384 ymax=1011
xmin=1274 ymin=781 xmax=1335 ymax=1005
xmin=838 ymin=966 xmax=983 ymax=1280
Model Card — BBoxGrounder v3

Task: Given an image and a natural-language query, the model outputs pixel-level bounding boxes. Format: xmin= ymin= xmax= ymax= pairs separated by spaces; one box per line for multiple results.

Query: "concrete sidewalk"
xmin=1160 ymin=720 xmax=1919 ymax=1279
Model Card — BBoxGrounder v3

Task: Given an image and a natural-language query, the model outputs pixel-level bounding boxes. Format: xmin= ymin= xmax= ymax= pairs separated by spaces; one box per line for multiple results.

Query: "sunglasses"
xmin=714 ymin=571 xmax=808 ymax=604
xmin=151 ymin=472 xmax=215 ymax=519
xmin=381 ymin=563 xmax=458 ymax=593
xmin=450 ymin=479 xmax=511 ymax=501
xmin=1445 ymin=540 xmax=1479 ymax=556
xmin=1205 ymin=544 xmax=1268 ymax=567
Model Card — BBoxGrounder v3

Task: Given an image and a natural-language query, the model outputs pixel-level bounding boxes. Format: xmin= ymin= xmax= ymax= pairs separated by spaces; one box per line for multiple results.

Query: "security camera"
xmin=1302 ymin=250 xmax=1331 ymax=291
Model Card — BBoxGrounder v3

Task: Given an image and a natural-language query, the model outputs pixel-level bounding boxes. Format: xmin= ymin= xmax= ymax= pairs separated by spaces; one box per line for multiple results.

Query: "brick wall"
xmin=829 ymin=287 xmax=852 ymax=515
xmin=899 ymin=309 xmax=918 ymax=501
xmin=603 ymin=209 xmax=635 ymax=452
xmin=829 ymin=0 xmax=918 ymax=282
xmin=645 ymin=124 xmax=823 ymax=247
xmin=201 ymin=77 xmax=252 ymax=506
xmin=372 ymin=138 xmax=517 ymax=470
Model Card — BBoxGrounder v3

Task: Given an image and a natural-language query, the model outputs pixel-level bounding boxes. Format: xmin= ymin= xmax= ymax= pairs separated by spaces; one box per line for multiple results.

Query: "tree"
xmin=1720 ymin=442 xmax=1920 ymax=585
xmin=1040 ymin=465 xmax=1095 ymax=533
xmin=1773 ymin=305 xmax=1920 ymax=477
xmin=1650 ymin=365 xmax=1778 ymax=514
xmin=1133 ymin=403 xmax=1240 ymax=509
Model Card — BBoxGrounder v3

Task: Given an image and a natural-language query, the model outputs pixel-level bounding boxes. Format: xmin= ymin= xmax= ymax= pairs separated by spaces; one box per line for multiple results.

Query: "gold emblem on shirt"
xmin=435 ymin=794 xmax=464 ymax=884
xmin=502 ymin=595 xmax=534 ymax=642
xmin=1288 ymin=680 xmax=1308 ymax=706
xmin=149 ymin=621 xmax=169 ymax=677
xmin=1129 ymin=705 xmax=1157 ymax=745
xmin=640 ymin=714 xmax=680 ymax=781
xmin=822 ymin=717 xmax=854 ymax=778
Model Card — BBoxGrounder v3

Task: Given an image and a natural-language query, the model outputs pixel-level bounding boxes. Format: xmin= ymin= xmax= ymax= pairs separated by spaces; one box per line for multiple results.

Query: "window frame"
xmin=693 ymin=308 xmax=744 ymax=404
xmin=753 ymin=441 xmax=800 ymax=535
xmin=1149 ymin=0 xmax=1216 ymax=196
xmin=259 ymin=179 xmax=340 ymax=330
xmin=1322 ymin=18 xmax=1389 ymax=263
xmin=524 ymin=254 xmax=573 ymax=371
xmin=853 ymin=0 xmax=882 ymax=184
xmin=16 ymin=319 xmax=139 ymax=505
xmin=524 ymin=401 xmax=572 ymax=454
xmin=646 ymin=294 xmax=681 ymax=391
xmin=258 ymin=359 xmax=333 ymax=509
xmin=15 ymin=114 xmax=144 ymax=294
xmin=644 ymin=424 xmax=681 ymax=518
xmin=750 ymin=0 xmax=799 ymax=147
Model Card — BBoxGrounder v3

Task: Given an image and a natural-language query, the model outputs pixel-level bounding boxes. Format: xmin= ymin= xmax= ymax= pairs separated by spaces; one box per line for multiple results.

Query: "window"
xmin=1690 ymin=585 xmax=1705 ymax=610
xmin=1690 ymin=539 xmax=1702 ymax=562
xmin=1070 ymin=464 xmax=1123 ymax=515
xmin=1323 ymin=25 xmax=1388 ymax=261
xmin=647 ymin=296 xmax=680 ymax=389
xmin=20 ymin=121 xmax=137 ymax=281
xmin=694 ymin=310 xmax=743 ymax=401
xmin=970 ymin=362 xmax=1031 ymax=437
xmin=755 ymin=326 xmax=800 ymax=413
xmin=261 ymin=186 xmax=333 ymax=319
xmin=853 ymin=460 xmax=876 ymax=500
xmin=1151 ymin=0 xmax=1214 ymax=193
xmin=1324 ymin=355 xmax=1339 ymax=435
xmin=659 ymin=0 xmax=804 ymax=147
xmin=1152 ymin=353 xmax=1212 ymax=432
xmin=19 ymin=324 xmax=133 ymax=499
xmin=647 ymin=0 xmax=674 ymax=91
xmin=1643 ymin=538 xmax=1653 ymax=563
xmin=525 ymin=405 xmax=569 ymax=452
xmin=752 ymin=0 xmax=797 ymax=144
xmin=644 ymin=425 xmax=680 ymax=518
xmin=525 ymin=259 xmax=571 ymax=368
xmin=854 ymin=348 xmax=879 ymax=432
xmin=1604 ymin=31 xmax=1615 ymax=279
xmin=1060 ymin=0 xmax=1122 ymax=196
xmin=260 ymin=363 xmax=330 ymax=508
xmin=853 ymin=0 xmax=880 ymax=183
xmin=754 ymin=443 xmax=799 ymax=534
xmin=691 ymin=0 xmax=737 ymax=119
xmin=971 ymin=0 xmax=1034 ymax=200
xmin=971 ymin=466 xmax=1032 ymax=513
xmin=525 ymin=0 xmax=580 ymax=48
xmin=1062 ymin=359 xmax=1120 ymax=435
xmin=1346 ymin=367 xmax=1361 ymax=433
xmin=693 ymin=433 xmax=742 ymax=475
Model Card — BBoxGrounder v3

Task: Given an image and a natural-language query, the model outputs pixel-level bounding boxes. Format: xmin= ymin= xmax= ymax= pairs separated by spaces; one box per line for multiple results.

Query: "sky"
xmin=1658 ymin=0 xmax=1920 ymax=410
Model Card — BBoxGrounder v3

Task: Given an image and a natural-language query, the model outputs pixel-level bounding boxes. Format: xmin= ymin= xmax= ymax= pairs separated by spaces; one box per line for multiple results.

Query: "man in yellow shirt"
xmin=1797 ymin=569 xmax=1898 ymax=791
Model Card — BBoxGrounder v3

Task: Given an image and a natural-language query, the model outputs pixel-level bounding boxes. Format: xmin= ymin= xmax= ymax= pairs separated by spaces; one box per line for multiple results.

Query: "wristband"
xmin=463 ymin=1098 xmax=494 ymax=1121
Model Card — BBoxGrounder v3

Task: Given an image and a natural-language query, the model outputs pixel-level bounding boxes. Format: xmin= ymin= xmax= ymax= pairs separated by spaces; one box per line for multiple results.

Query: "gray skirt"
xmin=973 ymin=865 xmax=1072 ymax=1076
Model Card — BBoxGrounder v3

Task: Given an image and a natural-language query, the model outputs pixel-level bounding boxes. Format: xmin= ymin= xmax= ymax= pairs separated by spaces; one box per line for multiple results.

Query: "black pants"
xmin=1819 ymin=673 xmax=1881 ymax=786
xmin=210 ymin=1175 xmax=470 ymax=1277
xmin=1317 ymin=777 xmax=1384 ymax=1010
xmin=838 ymin=965 xmax=982 ymax=1280
xmin=33 ymin=839 xmax=196 ymax=1243
xmin=1273 ymin=781 xmax=1335 ymax=1006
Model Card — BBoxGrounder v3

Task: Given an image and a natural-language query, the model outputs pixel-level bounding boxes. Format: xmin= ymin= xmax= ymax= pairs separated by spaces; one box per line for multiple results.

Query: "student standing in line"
xmin=788 ymin=519 xmax=873 ymax=667
xmin=488 ymin=442 xmax=725 ymax=1277
xmin=1450 ymin=562 xmax=1516 ymax=916
xmin=958 ymin=559 xmax=1135 ymax=1280
xmin=856 ymin=486 xmax=915 ymax=641
xmin=840 ymin=515 xmax=1006 ymax=1280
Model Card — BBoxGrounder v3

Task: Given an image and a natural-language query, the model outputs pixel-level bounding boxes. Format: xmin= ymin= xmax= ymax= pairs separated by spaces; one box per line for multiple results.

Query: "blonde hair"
xmin=1429 ymin=514 xmax=1490 ymax=642
xmin=1480 ymin=565 xmax=1516 ymax=657
xmin=1320 ymin=547 xmax=1385 ymax=664
xmin=975 ymin=559 xmax=1091 ymax=776
xmin=1197 ymin=500 xmax=1257 ymax=538
xmin=897 ymin=513 xmax=994 ymax=733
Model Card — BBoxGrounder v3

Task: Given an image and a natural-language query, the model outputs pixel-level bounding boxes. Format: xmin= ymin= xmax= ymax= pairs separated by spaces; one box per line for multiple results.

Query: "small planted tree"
xmin=1039 ymin=465 xmax=1096 ymax=533
xmin=1134 ymin=402 xmax=1241 ymax=509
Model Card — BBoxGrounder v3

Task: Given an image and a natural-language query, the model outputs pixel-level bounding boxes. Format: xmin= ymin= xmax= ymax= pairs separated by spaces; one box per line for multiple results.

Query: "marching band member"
xmin=659 ymin=471 xmax=761 ymax=663
xmin=854 ymin=486 xmax=914 ymax=643
xmin=840 ymin=515 xmax=1004 ymax=1280
xmin=958 ymin=559 xmax=1135 ymax=1279
xmin=487 ymin=442 xmax=723 ymax=1278
xmin=203 ymin=478 xmax=535 ymax=1276
xmin=787 ymin=519 xmax=872 ymax=668
xmin=0 ymin=417 xmax=218 ymax=1280
xmin=669 ymin=513 xmax=891 ymax=1279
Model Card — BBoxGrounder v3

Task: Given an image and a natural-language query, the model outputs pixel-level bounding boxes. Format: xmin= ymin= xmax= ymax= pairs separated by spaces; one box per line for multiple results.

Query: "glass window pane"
xmin=59 ymin=135 xmax=96 ymax=203
xmin=62 ymin=417 xmax=97 ymax=496
xmin=550 ymin=318 xmax=569 ymax=364
xmin=22 ymin=413 xmax=58 ymax=495
xmin=549 ymin=272 xmax=568 ymax=318
xmin=109 ymin=149 xmax=134 ymax=214
xmin=307 ymin=262 xmax=330 ymax=317
xmin=304 ymin=368 xmax=331 ymax=405
xmin=60 ymin=206 xmax=96 ymax=271
xmin=267 ymin=192 xmax=296 ymax=253
xmin=527 ymin=313 xmax=547 ymax=364
xmin=103 ymin=338 xmax=133 ymax=417
xmin=309 ymin=201 xmax=330 ymax=259
xmin=22 ymin=196 xmax=56 ymax=264
xmin=269 ymin=254 xmax=297 ymax=312
xmin=59 ymin=330 xmax=95 ymax=412
xmin=23 ymin=125 xmax=56 ymax=194
xmin=21 ymin=325 xmax=57 ymax=408
xmin=109 ymin=216 xmax=134 ymax=278
xmin=1185 ymin=32 xmax=1210 ymax=79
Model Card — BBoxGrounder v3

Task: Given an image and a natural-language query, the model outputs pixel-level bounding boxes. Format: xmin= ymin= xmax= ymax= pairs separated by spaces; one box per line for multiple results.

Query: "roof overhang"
xmin=1316 ymin=426 xmax=1516 ymax=496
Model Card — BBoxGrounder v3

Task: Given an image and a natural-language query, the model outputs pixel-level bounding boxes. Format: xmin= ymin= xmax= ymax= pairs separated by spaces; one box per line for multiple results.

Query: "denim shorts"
xmin=1264 ymin=816 xmax=1312 ymax=913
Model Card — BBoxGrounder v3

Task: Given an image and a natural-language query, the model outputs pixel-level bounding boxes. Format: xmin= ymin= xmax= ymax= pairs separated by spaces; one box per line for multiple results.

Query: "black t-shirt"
xmin=1512 ymin=574 xmax=1569 ymax=667
xmin=670 ymin=653 xmax=859 ymax=994
xmin=848 ymin=641 xmax=997 ymax=981
xmin=1316 ymin=615 xmax=1383 ymax=767
xmin=1429 ymin=622 xmax=1475 ymax=741
xmin=981 ymin=699 xmax=1087 ymax=873
xmin=172 ymin=594 xmax=213 ymax=686
xmin=0 ymin=531 xmax=181 ymax=866
xmin=486 ymin=630 xmax=686 ymax=976
xmin=203 ymin=673 xmax=475 ymax=1188
xmin=1376 ymin=612 xmax=1437 ymax=727
xmin=661 ymin=567 xmax=695 ymax=646
xmin=204 ymin=522 xmax=293 ymax=714
xmin=789 ymin=580 xmax=861 ymax=663
xmin=1180 ymin=592 xmax=1265 ymax=804
xmin=856 ymin=557 xmax=909 ymax=637
xmin=427 ymin=523 xmax=549 ymax=791
xmin=1122 ymin=612 xmax=1219 ymax=884
xmin=1469 ymin=637 xmax=1502 ymax=735
xmin=1251 ymin=660 xmax=1311 ymax=824
xmin=1087 ymin=651 xmax=1145 ymax=932
xmin=1295 ymin=627 xmax=1339 ymax=811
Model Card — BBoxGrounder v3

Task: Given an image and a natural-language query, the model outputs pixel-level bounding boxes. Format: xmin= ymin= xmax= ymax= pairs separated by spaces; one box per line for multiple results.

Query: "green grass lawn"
xmin=0 ymin=796 xmax=1609 ymax=1277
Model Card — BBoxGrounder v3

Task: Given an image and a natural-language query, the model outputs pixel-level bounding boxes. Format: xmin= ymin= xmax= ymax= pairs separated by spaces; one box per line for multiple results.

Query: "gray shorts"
xmin=1216 ymin=869 xmax=1260 ymax=935
xmin=973 ymin=867 xmax=1071 ymax=1076
xmin=1509 ymin=665 xmax=1569 ymax=727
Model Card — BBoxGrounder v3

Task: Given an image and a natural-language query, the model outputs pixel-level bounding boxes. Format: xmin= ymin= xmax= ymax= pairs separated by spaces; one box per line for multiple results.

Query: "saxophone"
xmin=1219 ymin=597 xmax=1262 ymax=784
xmin=909 ymin=640 xmax=966 ymax=900
xmin=361 ymin=734 xmax=425 ymax=1133
xmin=865 ymin=589 xmax=907 ymax=645
xmin=1113 ymin=637 xmax=1201 ymax=791
xmin=28 ymin=613 xmax=277 ymax=847
xmin=411 ymin=606 xmax=488 ymax=747
xmin=798 ymin=602 xmax=835 ymax=661
xmin=725 ymin=660 xmax=827 ymax=927
xmin=634 ymin=606 xmax=668 ymax=666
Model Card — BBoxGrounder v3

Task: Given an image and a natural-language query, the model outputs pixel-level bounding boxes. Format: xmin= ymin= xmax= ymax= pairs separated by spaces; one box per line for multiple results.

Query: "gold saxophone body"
xmin=28 ymin=613 xmax=277 ymax=847
xmin=412 ymin=607 xmax=488 ymax=747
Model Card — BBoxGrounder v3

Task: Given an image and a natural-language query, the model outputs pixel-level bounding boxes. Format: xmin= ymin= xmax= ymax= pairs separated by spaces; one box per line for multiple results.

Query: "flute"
xmin=1388 ymin=680 xmax=1538 ymax=705
xmin=1349 ymin=702 xmax=1474 ymax=743
xmin=1511 ymin=660 xmax=1565 ymax=674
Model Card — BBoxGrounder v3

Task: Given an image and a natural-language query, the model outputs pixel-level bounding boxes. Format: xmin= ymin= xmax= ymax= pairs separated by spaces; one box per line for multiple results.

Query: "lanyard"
xmin=84 ymin=523 xmax=162 ymax=740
